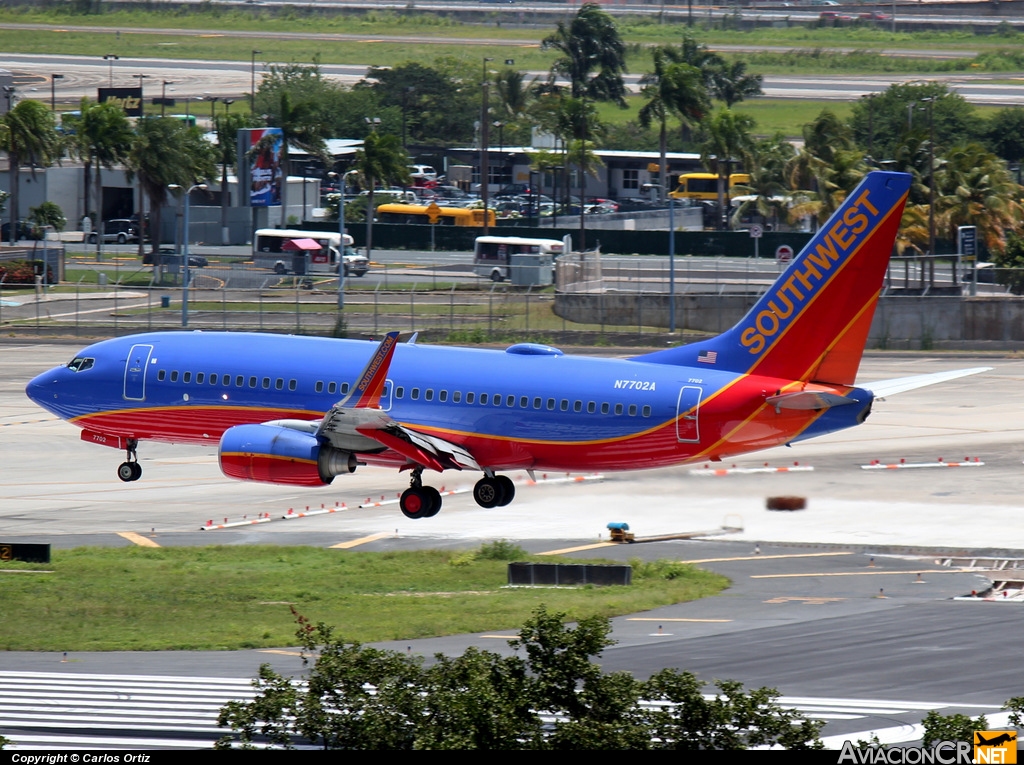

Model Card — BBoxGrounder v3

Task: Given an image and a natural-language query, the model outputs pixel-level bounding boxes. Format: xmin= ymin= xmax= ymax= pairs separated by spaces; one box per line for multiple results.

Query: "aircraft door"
xmin=676 ymin=385 xmax=702 ymax=443
xmin=123 ymin=344 xmax=154 ymax=401
xmin=380 ymin=379 xmax=394 ymax=412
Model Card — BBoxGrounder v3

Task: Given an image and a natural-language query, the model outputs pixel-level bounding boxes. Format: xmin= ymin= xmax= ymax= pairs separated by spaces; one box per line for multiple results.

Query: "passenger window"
xmin=560 ymin=399 xmax=568 ymax=411
xmin=601 ymin=403 xmax=610 ymax=414
xmin=587 ymin=402 xmax=596 ymax=414
xmin=341 ymin=383 xmax=350 ymax=394
xmin=395 ymin=386 xmax=404 ymax=399
xmin=171 ymin=371 xmax=179 ymax=382
xmin=507 ymin=395 xmax=515 ymax=407
xmin=520 ymin=396 xmax=528 ymax=408
xmin=196 ymin=373 xmax=205 ymax=384
xmin=467 ymin=392 xmax=475 ymax=404
xmin=289 ymin=380 xmax=297 ymax=391
xmin=316 ymin=381 xmax=324 ymax=393
xmin=494 ymin=394 xmax=501 ymax=407
xmin=573 ymin=400 xmax=582 ymax=412
xmin=615 ymin=403 xmax=623 ymax=415
xmin=411 ymin=388 xmax=420 ymax=400
xmin=533 ymin=397 xmax=541 ymax=409
xmin=629 ymin=404 xmax=637 ymax=416
xmin=249 ymin=376 xmax=257 ymax=388
xmin=480 ymin=393 xmax=488 ymax=405
xmin=209 ymin=374 xmax=218 ymax=385
xmin=275 ymin=379 xmax=284 ymax=390
xmin=547 ymin=398 xmax=555 ymax=410
xmin=642 ymin=405 xmax=651 ymax=417
xmin=425 ymin=389 xmax=434 ymax=401
xmin=439 ymin=390 xmax=448 ymax=402
xmin=183 ymin=372 xmax=192 ymax=383
xmin=453 ymin=391 xmax=461 ymax=403
xmin=235 ymin=375 xmax=244 ymax=387
xmin=262 ymin=377 xmax=270 ymax=389
xmin=157 ymin=370 xmax=166 ymax=381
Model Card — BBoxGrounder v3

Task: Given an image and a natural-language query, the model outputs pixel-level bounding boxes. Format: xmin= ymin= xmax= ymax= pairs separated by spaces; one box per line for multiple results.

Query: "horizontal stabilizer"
xmin=765 ymin=391 xmax=858 ymax=412
xmin=865 ymin=367 xmax=992 ymax=398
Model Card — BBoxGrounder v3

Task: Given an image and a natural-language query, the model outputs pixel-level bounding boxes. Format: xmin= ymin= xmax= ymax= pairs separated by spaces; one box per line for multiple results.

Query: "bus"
xmin=376 ymin=204 xmax=496 ymax=227
xmin=253 ymin=229 xmax=369 ymax=277
xmin=473 ymin=236 xmax=565 ymax=282
xmin=669 ymin=173 xmax=750 ymax=201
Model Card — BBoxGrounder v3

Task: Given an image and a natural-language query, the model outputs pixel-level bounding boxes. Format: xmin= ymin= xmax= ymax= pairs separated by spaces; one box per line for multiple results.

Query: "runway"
xmin=2 ymin=341 xmax=1023 ymax=749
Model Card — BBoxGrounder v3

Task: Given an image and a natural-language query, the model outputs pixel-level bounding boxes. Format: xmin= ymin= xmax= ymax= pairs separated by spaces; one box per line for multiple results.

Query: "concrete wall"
xmin=554 ymin=293 xmax=1024 ymax=348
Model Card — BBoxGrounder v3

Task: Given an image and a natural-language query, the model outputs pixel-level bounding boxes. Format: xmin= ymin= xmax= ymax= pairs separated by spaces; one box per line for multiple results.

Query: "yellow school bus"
xmin=376 ymin=203 xmax=496 ymax=227
xmin=669 ymin=173 xmax=751 ymax=201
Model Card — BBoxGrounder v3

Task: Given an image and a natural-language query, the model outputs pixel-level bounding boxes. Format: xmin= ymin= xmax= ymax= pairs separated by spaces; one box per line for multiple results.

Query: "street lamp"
xmin=168 ymin=183 xmax=208 ymax=328
xmin=102 ymin=54 xmax=119 ymax=87
xmin=222 ymin=98 xmax=234 ymax=114
xmin=50 ymin=73 xmax=64 ymax=113
xmin=328 ymin=168 xmax=359 ymax=309
xmin=920 ymin=97 xmax=935 ymax=259
xmin=480 ymin=57 xmax=494 ymax=236
xmin=135 ymin=74 xmax=148 ymax=117
xmin=161 ymin=80 xmax=174 ymax=118
xmin=205 ymin=94 xmax=219 ymax=123
xmin=250 ymin=50 xmax=262 ymax=112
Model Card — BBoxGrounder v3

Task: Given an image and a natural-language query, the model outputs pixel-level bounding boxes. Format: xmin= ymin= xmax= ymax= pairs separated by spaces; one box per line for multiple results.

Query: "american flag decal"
xmin=698 ymin=350 xmax=718 ymax=364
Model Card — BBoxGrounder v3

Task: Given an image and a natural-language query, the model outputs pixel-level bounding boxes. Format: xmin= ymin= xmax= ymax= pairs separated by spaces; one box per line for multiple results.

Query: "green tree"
xmin=709 ymin=60 xmax=763 ymax=108
xmin=29 ymin=201 xmax=66 ymax=232
xmin=125 ymin=117 xmax=217 ymax=268
xmin=849 ymin=82 xmax=978 ymax=162
xmin=360 ymin=62 xmax=476 ymax=145
xmin=639 ymin=46 xmax=709 ymax=200
xmin=63 ymin=99 xmax=133 ymax=231
xmin=542 ymin=3 xmax=628 ymax=106
xmin=984 ymin=107 xmax=1024 ymax=164
xmin=732 ymin=133 xmax=794 ymax=230
xmin=258 ymin=90 xmax=330 ymax=228
xmin=937 ymin=142 xmax=1023 ymax=253
xmin=989 ymin=229 xmax=1024 ymax=294
xmin=353 ymin=131 xmax=409 ymax=260
xmin=921 ymin=710 xmax=988 ymax=749
xmin=699 ymin=108 xmax=756 ymax=229
xmin=213 ymin=112 xmax=261 ymax=244
xmin=0 ymin=99 xmax=62 ymax=245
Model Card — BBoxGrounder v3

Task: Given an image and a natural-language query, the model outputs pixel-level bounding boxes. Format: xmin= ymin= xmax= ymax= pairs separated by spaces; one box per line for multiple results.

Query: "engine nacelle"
xmin=219 ymin=424 xmax=357 ymax=487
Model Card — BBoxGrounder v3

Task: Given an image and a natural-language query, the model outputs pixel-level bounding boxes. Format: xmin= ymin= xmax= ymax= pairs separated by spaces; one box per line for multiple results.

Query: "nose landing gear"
xmin=117 ymin=438 xmax=142 ymax=482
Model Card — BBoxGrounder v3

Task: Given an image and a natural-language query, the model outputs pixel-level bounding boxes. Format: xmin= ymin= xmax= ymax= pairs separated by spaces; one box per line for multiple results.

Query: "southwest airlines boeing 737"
xmin=26 ymin=172 xmax=988 ymax=519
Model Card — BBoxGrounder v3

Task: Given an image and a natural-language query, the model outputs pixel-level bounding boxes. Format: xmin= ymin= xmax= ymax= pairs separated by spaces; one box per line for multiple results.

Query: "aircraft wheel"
xmin=422 ymin=486 xmax=442 ymax=518
xmin=400 ymin=487 xmax=430 ymax=519
xmin=117 ymin=462 xmax=136 ymax=482
xmin=130 ymin=462 xmax=143 ymax=481
xmin=473 ymin=476 xmax=503 ymax=509
xmin=495 ymin=475 xmax=515 ymax=506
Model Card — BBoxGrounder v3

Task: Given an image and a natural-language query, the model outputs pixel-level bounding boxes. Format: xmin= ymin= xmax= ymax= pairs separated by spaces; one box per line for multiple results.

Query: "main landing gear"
xmin=398 ymin=469 xmax=516 ymax=519
xmin=117 ymin=438 xmax=142 ymax=483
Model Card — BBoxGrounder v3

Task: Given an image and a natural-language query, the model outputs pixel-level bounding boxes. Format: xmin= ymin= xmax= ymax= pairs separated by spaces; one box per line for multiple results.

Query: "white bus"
xmin=253 ymin=229 xmax=369 ymax=277
xmin=473 ymin=236 xmax=565 ymax=282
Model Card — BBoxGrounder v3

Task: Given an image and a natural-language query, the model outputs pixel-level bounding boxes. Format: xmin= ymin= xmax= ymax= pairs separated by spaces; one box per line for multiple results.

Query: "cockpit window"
xmin=67 ymin=357 xmax=95 ymax=372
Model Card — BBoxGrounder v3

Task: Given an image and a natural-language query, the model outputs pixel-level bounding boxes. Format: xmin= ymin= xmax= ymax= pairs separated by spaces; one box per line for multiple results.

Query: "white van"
xmin=473 ymin=236 xmax=565 ymax=282
xmin=253 ymin=229 xmax=369 ymax=277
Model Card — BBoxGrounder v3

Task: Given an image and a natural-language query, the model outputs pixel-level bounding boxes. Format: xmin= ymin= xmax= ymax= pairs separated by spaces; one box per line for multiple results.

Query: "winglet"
xmin=342 ymin=331 xmax=400 ymax=409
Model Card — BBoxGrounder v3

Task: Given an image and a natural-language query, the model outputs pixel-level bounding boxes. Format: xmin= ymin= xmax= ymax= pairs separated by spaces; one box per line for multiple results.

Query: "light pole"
xmin=223 ymin=98 xmax=234 ymax=114
xmin=168 ymin=183 xmax=208 ymax=327
xmin=50 ymin=73 xmax=64 ymax=113
xmin=920 ymin=97 xmax=935 ymax=259
xmin=161 ymin=80 xmax=173 ymax=117
xmin=205 ymin=94 xmax=219 ymax=124
xmin=135 ymin=74 xmax=147 ymax=117
xmin=250 ymin=49 xmax=262 ymax=112
xmin=102 ymin=54 xmax=119 ymax=87
xmin=643 ymin=182 xmax=676 ymax=332
xmin=480 ymin=57 xmax=494 ymax=236
xmin=329 ymin=168 xmax=359 ymax=310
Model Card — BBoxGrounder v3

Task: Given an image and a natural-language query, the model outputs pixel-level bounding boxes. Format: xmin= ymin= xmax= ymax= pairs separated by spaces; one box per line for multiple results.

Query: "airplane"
xmin=26 ymin=171 xmax=990 ymax=520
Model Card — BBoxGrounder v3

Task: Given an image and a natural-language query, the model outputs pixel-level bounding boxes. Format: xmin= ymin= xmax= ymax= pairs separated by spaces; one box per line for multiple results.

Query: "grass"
xmin=0 ymin=545 xmax=728 ymax=651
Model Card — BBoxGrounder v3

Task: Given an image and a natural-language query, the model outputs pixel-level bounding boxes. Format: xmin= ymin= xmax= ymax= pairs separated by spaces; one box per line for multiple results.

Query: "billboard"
xmin=98 ymin=87 xmax=143 ymax=117
xmin=237 ymin=127 xmax=284 ymax=208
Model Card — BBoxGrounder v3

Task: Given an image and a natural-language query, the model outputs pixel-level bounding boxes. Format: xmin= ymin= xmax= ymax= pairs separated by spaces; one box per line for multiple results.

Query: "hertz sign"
xmin=98 ymin=87 xmax=144 ymax=117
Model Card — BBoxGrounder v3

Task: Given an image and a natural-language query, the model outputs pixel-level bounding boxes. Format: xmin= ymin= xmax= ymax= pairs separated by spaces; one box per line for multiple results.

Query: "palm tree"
xmin=64 ymin=99 xmax=133 ymax=235
xmin=125 ymin=117 xmax=217 ymax=271
xmin=732 ymin=133 xmax=794 ymax=230
xmin=0 ymin=100 xmax=61 ymax=245
xmin=938 ymin=143 xmax=1023 ymax=253
xmin=699 ymin=108 xmax=756 ymax=229
xmin=638 ymin=46 xmax=708 ymax=200
xmin=213 ymin=112 xmax=259 ymax=245
xmin=542 ymin=3 xmax=627 ymax=106
xmin=260 ymin=90 xmax=330 ymax=228
xmin=709 ymin=60 xmax=763 ymax=108
xmin=353 ymin=131 xmax=408 ymax=261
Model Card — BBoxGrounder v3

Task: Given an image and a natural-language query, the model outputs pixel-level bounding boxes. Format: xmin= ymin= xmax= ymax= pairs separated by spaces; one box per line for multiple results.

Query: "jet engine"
xmin=219 ymin=424 xmax=357 ymax=486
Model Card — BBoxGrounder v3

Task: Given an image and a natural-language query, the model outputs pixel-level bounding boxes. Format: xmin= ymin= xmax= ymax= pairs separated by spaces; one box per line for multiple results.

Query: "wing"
xmin=273 ymin=332 xmax=480 ymax=473
xmin=864 ymin=367 xmax=992 ymax=399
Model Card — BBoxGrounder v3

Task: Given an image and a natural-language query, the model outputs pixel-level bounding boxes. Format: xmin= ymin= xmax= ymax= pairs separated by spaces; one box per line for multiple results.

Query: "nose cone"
xmin=26 ymin=367 xmax=65 ymax=416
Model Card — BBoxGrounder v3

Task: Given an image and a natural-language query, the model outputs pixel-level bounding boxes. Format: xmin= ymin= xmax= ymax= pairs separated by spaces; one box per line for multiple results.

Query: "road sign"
xmin=958 ymin=226 xmax=977 ymax=257
xmin=775 ymin=244 xmax=795 ymax=264
xmin=748 ymin=224 xmax=763 ymax=239
xmin=426 ymin=202 xmax=442 ymax=225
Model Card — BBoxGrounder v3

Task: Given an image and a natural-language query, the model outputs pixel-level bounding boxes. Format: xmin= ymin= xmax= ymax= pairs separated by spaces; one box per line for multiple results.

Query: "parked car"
xmin=1 ymin=220 xmax=41 ymax=242
xmin=87 ymin=219 xmax=141 ymax=245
